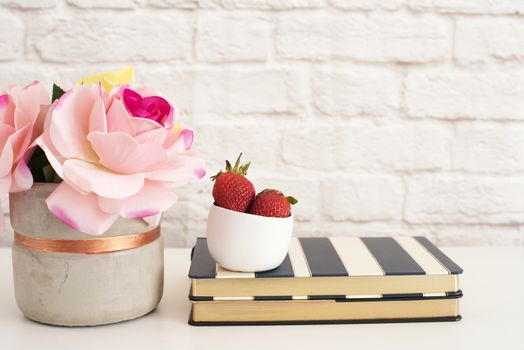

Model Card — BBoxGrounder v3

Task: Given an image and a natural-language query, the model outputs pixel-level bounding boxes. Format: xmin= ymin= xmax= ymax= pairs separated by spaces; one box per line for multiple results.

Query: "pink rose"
xmin=36 ymin=84 xmax=205 ymax=235
xmin=0 ymin=81 xmax=50 ymax=233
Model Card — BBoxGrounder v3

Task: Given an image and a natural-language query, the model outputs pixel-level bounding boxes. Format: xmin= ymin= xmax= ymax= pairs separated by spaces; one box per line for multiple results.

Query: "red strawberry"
xmin=248 ymin=189 xmax=298 ymax=218
xmin=211 ymin=153 xmax=255 ymax=212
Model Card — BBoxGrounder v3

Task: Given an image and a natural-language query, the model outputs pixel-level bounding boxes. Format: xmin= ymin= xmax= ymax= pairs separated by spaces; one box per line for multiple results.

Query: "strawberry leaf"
xmin=210 ymin=170 xmax=223 ymax=181
xmin=233 ymin=152 xmax=242 ymax=172
xmin=240 ymin=161 xmax=251 ymax=175
xmin=286 ymin=196 xmax=298 ymax=205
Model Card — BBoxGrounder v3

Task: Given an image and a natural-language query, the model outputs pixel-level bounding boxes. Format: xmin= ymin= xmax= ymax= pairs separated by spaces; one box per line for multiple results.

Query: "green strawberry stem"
xmin=211 ymin=153 xmax=251 ymax=181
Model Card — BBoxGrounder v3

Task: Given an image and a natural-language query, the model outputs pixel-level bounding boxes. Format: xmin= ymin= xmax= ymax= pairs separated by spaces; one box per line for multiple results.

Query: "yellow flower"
xmin=77 ymin=66 xmax=135 ymax=93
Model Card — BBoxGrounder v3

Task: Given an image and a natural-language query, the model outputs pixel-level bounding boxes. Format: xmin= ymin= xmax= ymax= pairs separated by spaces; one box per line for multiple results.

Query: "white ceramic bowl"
xmin=206 ymin=204 xmax=293 ymax=272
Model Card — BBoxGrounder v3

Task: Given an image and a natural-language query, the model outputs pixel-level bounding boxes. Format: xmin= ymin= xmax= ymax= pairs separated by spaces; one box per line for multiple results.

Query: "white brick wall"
xmin=0 ymin=0 xmax=523 ymax=247
xmin=277 ymin=12 xmax=452 ymax=62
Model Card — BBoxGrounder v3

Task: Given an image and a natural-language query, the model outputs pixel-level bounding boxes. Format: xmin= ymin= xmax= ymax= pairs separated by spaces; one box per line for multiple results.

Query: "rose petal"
xmin=162 ymin=105 xmax=175 ymax=129
xmin=0 ymin=124 xmax=14 ymax=156
xmin=145 ymin=152 xmax=206 ymax=184
xmin=49 ymin=85 xmax=98 ymax=162
xmin=87 ymin=131 xmax=168 ymax=174
xmin=134 ymin=127 xmax=168 ymax=145
xmin=130 ymin=116 xmax=163 ymax=135
xmin=63 ymin=159 xmax=144 ymax=199
xmin=35 ymin=131 xmax=65 ymax=178
xmin=46 ymin=182 xmax=118 ymax=235
xmin=139 ymin=95 xmax=171 ymax=125
xmin=89 ymin=85 xmax=107 ymax=133
xmin=11 ymin=81 xmax=49 ymax=129
xmin=42 ymin=101 xmax=54 ymax=131
xmin=98 ymin=181 xmax=177 ymax=218
xmin=0 ymin=136 xmax=13 ymax=177
xmin=106 ymin=98 xmax=135 ymax=135
xmin=32 ymin=104 xmax=49 ymax=142
xmin=165 ymin=129 xmax=193 ymax=154
xmin=4 ymin=123 xmax=32 ymax=162
xmin=122 ymin=88 xmax=142 ymax=113
xmin=9 ymin=158 xmax=32 ymax=192
xmin=0 ymin=94 xmax=14 ymax=127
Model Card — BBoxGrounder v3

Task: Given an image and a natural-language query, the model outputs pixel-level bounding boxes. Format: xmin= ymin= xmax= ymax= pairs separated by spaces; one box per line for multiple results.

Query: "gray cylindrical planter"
xmin=9 ymin=183 xmax=164 ymax=327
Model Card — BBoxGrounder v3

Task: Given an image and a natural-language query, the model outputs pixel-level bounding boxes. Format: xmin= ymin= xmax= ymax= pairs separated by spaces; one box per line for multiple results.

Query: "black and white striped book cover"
xmin=189 ymin=236 xmax=462 ymax=301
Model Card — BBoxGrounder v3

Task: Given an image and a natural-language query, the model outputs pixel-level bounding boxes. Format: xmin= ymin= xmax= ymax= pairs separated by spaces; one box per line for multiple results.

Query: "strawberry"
xmin=248 ymin=189 xmax=298 ymax=218
xmin=211 ymin=153 xmax=256 ymax=212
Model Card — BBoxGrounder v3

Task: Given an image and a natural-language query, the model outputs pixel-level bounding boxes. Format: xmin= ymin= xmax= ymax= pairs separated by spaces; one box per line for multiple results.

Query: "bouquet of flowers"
xmin=0 ymin=67 xmax=205 ymax=235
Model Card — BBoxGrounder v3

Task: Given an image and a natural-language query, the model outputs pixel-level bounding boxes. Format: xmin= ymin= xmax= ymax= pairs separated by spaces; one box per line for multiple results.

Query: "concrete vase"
xmin=9 ymin=183 xmax=164 ymax=327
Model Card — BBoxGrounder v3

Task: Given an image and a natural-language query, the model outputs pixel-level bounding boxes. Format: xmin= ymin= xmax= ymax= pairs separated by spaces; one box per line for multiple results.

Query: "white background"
xmin=0 ymin=0 xmax=523 ymax=247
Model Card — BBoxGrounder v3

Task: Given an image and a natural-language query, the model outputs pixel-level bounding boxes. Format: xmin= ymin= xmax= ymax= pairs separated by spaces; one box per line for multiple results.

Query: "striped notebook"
xmin=189 ymin=236 xmax=463 ymax=300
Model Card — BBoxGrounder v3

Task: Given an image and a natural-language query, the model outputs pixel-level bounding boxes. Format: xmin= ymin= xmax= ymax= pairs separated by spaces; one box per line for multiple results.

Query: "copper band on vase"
xmin=14 ymin=227 xmax=161 ymax=254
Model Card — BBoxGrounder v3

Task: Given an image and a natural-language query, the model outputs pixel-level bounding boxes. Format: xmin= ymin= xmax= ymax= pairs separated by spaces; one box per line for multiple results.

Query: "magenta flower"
xmin=122 ymin=88 xmax=173 ymax=128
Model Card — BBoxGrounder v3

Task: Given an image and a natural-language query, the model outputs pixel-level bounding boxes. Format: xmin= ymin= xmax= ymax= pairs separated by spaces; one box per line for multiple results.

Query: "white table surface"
xmin=1 ymin=247 xmax=523 ymax=350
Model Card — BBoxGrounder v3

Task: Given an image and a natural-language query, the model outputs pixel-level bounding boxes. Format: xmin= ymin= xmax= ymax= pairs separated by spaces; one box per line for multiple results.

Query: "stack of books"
xmin=188 ymin=236 xmax=463 ymax=325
